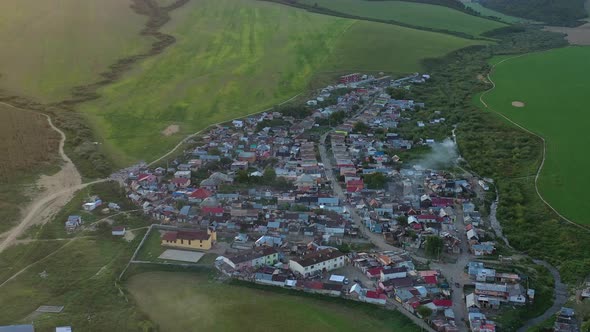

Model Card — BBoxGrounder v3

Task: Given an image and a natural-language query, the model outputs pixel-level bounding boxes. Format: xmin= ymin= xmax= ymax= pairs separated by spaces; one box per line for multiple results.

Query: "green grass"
xmin=80 ymin=0 xmax=486 ymax=165
xmin=0 ymin=0 xmax=152 ymax=102
xmin=127 ymin=271 xmax=420 ymax=332
xmin=481 ymin=46 xmax=590 ymax=225
xmin=298 ymin=0 xmax=506 ymax=36
xmin=135 ymin=229 xmax=165 ymax=262
xmin=461 ymin=1 xmax=537 ymax=23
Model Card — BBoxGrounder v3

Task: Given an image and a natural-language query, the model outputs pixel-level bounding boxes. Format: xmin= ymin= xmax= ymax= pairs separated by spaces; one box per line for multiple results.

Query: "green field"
xmin=80 ymin=0 xmax=486 ymax=165
xmin=0 ymin=0 xmax=151 ymax=102
xmin=461 ymin=1 xmax=536 ymax=23
xmin=481 ymin=46 xmax=590 ymax=225
xmin=128 ymin=271 xmax=420 ymax=332
xmin=298 ymin=0 xmax=505 ymax=36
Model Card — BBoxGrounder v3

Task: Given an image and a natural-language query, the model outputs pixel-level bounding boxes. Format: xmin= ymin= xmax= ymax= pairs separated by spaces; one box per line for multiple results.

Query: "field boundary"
xmin=479 ymin=53 xmax=590 ymax=231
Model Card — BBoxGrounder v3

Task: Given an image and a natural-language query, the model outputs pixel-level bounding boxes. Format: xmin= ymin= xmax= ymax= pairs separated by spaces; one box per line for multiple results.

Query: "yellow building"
xmin=161 ymin=228 xmax=216 ymax=251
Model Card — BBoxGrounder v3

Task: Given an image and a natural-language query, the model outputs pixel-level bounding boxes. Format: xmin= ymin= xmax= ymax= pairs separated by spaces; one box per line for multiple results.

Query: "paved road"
xmin=319 ymin=132 xmax=435 ymax=332
xmin=517 ymin=260 xmax=568 ymax=332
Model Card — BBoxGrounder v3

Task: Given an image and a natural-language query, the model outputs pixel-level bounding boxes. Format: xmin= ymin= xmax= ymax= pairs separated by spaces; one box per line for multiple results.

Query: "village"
xmin=65 ymin=73 xmax=546 ymax=332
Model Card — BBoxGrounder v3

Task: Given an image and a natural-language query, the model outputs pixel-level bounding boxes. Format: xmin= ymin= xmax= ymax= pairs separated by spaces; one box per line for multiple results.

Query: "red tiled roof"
xmin=424 ymin=276 xmax=438 ymax=285
xmin=365 ymin=290 xmax=386 ymax=299
xmin=190 ymin=188 xmax=212 ymax=199
xmin=162 ymin=231 xmax=210 ymax=241
xmin=433 ymin=299 xmax=453 ymax=307
xmin=202 ymin=206 xmax=223 ymax=214
xmin=367 ymin=267 xmax=383 ymax=276
xmin=171 ymin=177 xmax=190 ymax=185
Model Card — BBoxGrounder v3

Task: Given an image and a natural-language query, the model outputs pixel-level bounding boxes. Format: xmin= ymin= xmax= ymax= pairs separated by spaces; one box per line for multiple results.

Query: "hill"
xmin=482 ymin=46 xmax=590 ymax=225
xmin=0 ymin=0 xmax=152 ymax=102
xmin=80 ymin=0 xmax=487 ymax=165
xmin=297 ymin=0 xmax=506 ymax=36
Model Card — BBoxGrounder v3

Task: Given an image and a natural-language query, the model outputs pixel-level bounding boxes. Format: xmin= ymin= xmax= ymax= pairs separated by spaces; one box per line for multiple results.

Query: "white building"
xmin=289 ymin=248 xmax=345 ymax=277
xmin=219 ymin=248 xmax=279 ymax=270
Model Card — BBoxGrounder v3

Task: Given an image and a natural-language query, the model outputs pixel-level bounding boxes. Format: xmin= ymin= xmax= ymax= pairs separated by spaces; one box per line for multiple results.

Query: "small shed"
xmin=112 ymin=226 xmax=126 ymax=236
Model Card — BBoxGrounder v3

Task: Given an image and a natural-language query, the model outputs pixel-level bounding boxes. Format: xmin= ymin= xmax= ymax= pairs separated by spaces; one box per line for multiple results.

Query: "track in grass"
xmin=128 ymin=271 xmax=421 ymax=332
xmin=298 ymin=0 xmax=506 ymax=36
xmin=0 ymin=0 xmax=152 ymax=102
xmin=80 ymin=0 xmax=487 ymax=165
xmin=480 ymin=46 xmax=590 ymax=225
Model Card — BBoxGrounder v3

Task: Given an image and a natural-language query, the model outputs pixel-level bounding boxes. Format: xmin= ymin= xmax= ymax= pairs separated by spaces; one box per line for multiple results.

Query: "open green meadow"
xmin=80 ymin=0 xmax=487 ymax=165
xmin=0 ymin=0 xmax=151 ymax=102
xmin=128 ymin=271 xmax=420 ymax=332
xmin=481 ymin=46 xmax=590 ymax=225
xmin=298 ymin=0 xmax=505 ymax=36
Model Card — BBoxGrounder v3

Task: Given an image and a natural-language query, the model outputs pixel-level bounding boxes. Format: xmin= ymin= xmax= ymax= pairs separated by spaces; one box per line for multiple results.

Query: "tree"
xmin=416 ymin=305 xmax=433 ymax=319
xmin=262 ymin=167 xmax=276 ymax=185
xmin=425 ymin=236 xmax=444 ymax=259
xmin=353 ymin=121 xmax=369 ymax=134
xmin=396 ymin=215 xmax=408 ymax=227
xmin=363 ymin=172 xmax=388 ymax=189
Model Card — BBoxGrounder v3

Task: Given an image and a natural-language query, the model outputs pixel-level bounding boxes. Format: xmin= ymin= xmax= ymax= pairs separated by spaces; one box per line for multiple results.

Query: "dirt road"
xmin=0 ymin=101 xmax=88 ymax=253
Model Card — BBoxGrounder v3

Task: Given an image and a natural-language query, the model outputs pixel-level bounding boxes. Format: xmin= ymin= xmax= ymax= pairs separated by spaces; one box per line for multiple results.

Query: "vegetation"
xmin=0 ymin=0 xmax=151 ymax=102
xmin=416 ymin=305 xmax=433 ymax=319
xmin=406 ymin=26 xmax=590 ymax=284
xmin=79 ymin=0 xmax=486 ymax=165
xmin=0 ymin=183 xmax=153 ymax=329
xmin=483 ymin=46 xmax=590 ymax=225
xmin=127 ymin=271 xmax=421 ymax=331
xmin=0 ymin=105 xmax=60 ymax=232
xmin=479 ymin=0 xmax=588 ymax=26
xmin=299 ymin=0 xmax=506 ymax=36
xmin=424 ymin=236 xmax=444 ymax=258
xmin=363 ymin=172 xmax=388 ymax=189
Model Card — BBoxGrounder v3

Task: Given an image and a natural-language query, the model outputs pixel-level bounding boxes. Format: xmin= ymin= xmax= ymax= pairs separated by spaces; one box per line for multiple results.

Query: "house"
xmin=171 ymin=177 xmax=191 ymax=188
xmin=475 ymin=283 xmax=508 ymax=299
xmin=219 ymin=247 xmax=279 ymax=270
xmin=346 ymin=179 xmax=364 ymax=193
xmin=111 ymin=226 xmax=126 ymax=236
xmin=65 ymin=215 xmax=82 ymax=231
xmin=289 ymin=248 xmax=345 ymax=277
xmin=189 ymin=188 xmax=212 ymax=203
xmin=361 ymin=290 xmax=387 ymax=305
xmin=380 ymin=266 xmax=408 ymax=281
xmin=83 ymin=198 xmax=102 ymax=211
xmin=161 ymin=229 xmax=217 ymax=250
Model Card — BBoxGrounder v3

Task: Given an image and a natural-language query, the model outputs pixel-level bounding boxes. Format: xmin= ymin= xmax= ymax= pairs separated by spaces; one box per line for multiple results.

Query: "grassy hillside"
xmin=482 ymin=46 xmax=590 ymax=225
xmin=479 ymin=0 xmax=587 ymax=26
xmin=298 ymin=0 xmax=506 ymax=36
xmin=80 ymin=0 xmax=486 ymax=165
xmin=0 ymin=0 xmax=152 ymax=102
xmin=128 ymin=272 xmax=420 ymax=331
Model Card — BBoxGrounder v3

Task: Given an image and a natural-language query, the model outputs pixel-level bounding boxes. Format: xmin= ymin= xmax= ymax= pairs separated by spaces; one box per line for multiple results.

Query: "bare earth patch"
xmin=544 ymin=24 xmax=590 ymax=45
xmin=512 ymin=101 xmax=525 ymax=108
xmin=161 ymin=124 xmax=179 ymax=136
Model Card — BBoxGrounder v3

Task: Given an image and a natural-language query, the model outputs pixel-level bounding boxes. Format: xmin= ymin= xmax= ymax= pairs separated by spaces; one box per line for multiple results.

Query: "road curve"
xmin=517 ymin=260 xmax=568 ymax=332
xmin=479 ymin=56 xmax=590 ymax=232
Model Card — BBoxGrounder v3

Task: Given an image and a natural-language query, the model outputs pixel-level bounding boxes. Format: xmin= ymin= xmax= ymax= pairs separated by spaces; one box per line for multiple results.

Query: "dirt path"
xmin=0 ymin=101 xmax=91 ymax=253
xmin=479 ymin=55 xmax=590 ymax=232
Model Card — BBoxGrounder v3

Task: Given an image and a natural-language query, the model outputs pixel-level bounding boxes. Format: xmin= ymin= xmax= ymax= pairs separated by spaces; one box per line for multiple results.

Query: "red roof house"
xmin=346 ymin=179 xmax=364 ymax=193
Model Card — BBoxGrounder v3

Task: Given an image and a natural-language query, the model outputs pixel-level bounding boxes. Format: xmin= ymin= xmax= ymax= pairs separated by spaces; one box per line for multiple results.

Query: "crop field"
xmin=128 ymin=271 xmax=420 ymax=332
xmin=298 ymin=0 xmax=505 ymax=36
xmin=80 ymin=0 xmax=486 ymax=165
xmin=0 ymin=0 xmax=151 ymax=102
xmin=0 ymin=105 xmax=59 ymax=232
xmin=481 ymin=46 xmax=590 ymax=225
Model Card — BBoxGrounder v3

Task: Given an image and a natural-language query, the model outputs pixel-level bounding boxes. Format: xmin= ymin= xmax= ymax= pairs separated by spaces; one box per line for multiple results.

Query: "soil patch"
xmin=544 ymin=24 xmax=590 ymax=45
xmin=512 ymin=101 xmax=525 ymax=107
xmin=161 ymin=124 xmax=179 ymax=136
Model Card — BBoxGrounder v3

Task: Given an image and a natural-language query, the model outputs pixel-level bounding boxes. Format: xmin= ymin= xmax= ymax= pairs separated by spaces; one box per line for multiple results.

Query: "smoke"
xmin=416 ymin=138 xmax=459 ymax=169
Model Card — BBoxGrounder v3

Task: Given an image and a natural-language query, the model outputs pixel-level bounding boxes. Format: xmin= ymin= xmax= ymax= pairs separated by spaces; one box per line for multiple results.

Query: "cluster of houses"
xmin=465 ymin=261 xmax=536 ymax=331
xmin=554 ymin=307 xmax=580 ymax=332
xmin=351 ymin=251 xmax=458 ymax=330
xmin=65 ymin=196 xmax=121 ymax=232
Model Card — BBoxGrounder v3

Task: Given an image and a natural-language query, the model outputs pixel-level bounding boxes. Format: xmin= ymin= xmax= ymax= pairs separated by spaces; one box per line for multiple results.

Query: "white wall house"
xmin=289 ymin=249 xmax=345 ymax=277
